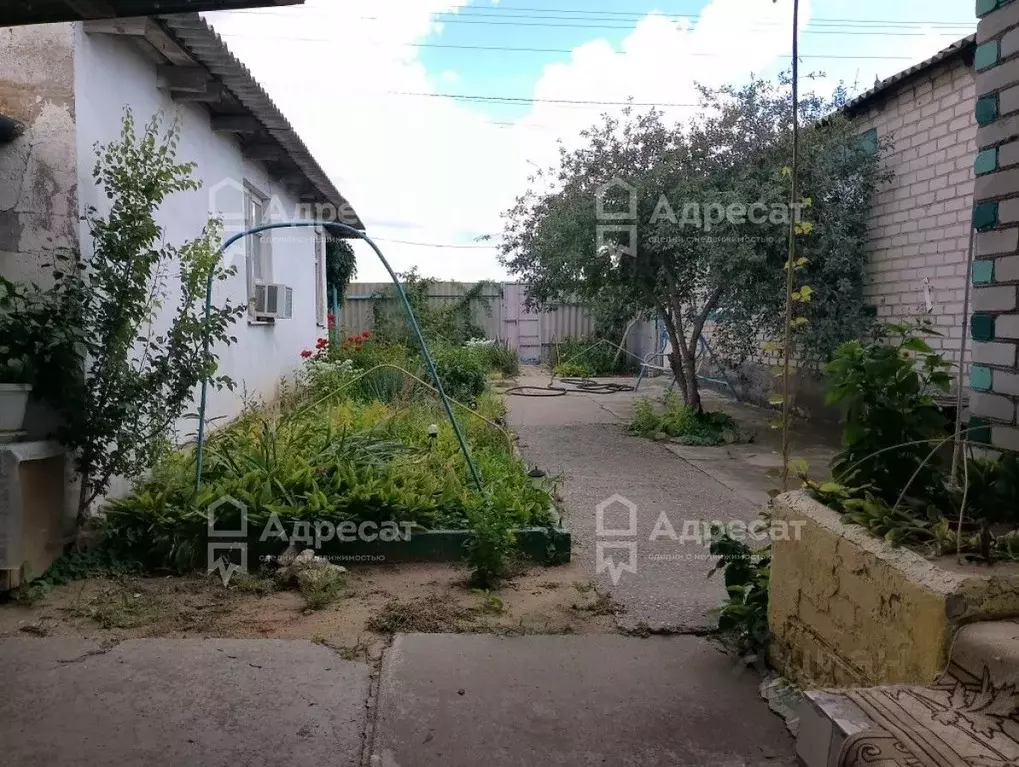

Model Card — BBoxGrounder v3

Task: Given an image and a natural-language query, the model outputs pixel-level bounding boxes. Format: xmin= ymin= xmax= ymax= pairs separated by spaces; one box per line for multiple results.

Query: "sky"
xmin=202 ymin=0 xmax=977 ymax=282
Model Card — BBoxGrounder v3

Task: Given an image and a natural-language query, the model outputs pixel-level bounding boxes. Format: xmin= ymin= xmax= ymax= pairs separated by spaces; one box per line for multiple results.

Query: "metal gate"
xmin=501 ymin=283 xmax=542 ymax=363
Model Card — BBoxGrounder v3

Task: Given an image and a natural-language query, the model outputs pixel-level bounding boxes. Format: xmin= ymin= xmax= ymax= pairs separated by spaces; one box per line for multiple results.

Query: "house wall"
xmin=969 ymin=1 xmax=1019 ymax=452
xmin=73 ymin=26 xmax=326 ymax=437
xmin=0 ymin=23 xmax=79 ymax=286
xmin=726 ymin=58 xmax=978 ymax=420
xmin=853 ymin=56 xmax=977 ymax=373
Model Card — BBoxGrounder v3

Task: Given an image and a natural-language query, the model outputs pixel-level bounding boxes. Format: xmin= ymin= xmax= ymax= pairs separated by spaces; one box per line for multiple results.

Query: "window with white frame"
xmin=244 ymin=185 xmax=272 ymax=314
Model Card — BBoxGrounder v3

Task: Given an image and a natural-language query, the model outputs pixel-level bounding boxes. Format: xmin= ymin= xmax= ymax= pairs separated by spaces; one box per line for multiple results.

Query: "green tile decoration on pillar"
xmin=972 ymin=259 xmax=995 ymax=285
xmin=976 ymin=95 xmax=999 ymax=126
xmin=975 ymin=41 xmax=1000 ymax=72
xmin=971 ymin=365 xmax=993 ymax=391
xmin=969 ymin=416 xmax=993 ymax=444
xmin=972 ymin=313 xmax=996 ymax=341
xmin=975 ymin=148 xmax=999 ymax=175
xmin=976 ymin=0 xmax=999 ymax=16
xmin=974 ymin=201 xmax=999 ymax=230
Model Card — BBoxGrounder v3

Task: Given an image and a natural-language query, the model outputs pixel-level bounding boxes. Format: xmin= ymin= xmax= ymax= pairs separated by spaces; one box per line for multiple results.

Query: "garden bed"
xmin=93 ymin=330 xmax=559 ymax=585
xmin=768 ymin=491 xmax=1019 ymax=688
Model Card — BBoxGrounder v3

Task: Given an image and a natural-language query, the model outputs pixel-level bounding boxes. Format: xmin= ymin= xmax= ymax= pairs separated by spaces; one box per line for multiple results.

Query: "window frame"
xmin=243 ymin=182 xmax=273 ymax=321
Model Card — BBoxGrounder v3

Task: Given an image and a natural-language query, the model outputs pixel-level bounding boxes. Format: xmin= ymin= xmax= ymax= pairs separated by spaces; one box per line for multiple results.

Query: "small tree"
xmin=44 ymin=110 xmax=243 ymax=524
xmin=499 ymin=79 xmax=887 ymax=410
xmin=325 ymin=237 xmax=357 ymax=298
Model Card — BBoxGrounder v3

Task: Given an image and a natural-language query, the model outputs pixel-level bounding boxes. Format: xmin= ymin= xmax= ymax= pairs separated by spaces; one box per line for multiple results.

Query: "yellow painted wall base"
xmin=769 ymin=491 xmax=1019 ymax=688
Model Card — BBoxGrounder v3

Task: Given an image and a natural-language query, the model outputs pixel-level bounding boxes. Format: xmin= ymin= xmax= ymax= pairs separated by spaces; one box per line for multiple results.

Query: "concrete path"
xmin=371 ymin=633 xmax=796 ymax=767
xmin=0 ymin=373 xmax=813 ymax=767
xmin=0 ymin=638 xmax=371 ymax=767
xmin=508 ymin=372 xmax=776 ymax=631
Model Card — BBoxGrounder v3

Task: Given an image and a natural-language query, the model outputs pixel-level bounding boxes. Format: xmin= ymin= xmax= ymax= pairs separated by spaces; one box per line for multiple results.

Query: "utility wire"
xmin=221 ymin=6 xmax=973 ymax=30
xmin=388 ymin=91 xmax=697 ymax=107
xmin=389 ymin=17 xmax=967 ymax=35
xmin=214 ymin=33 xmax=927 ymax=60
xmin=371 ymin=237 xmax=499 ymax=249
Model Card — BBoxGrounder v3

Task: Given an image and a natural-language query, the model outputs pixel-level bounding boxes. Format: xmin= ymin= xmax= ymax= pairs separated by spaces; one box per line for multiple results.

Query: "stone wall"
xmin=768 ymin=491 xmax=1019 ymax=688
xmin=0 ymin=23 xmax=78 ymax=286
xmin=971 ymin=1 xmax=1019 ymax=452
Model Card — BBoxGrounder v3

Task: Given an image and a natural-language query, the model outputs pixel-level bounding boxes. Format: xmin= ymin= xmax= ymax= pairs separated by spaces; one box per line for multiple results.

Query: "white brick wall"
xmin=855 ymin=57 xmax=975 ymax=368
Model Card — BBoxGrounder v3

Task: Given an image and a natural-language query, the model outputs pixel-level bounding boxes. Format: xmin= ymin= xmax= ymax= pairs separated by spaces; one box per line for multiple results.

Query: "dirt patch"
xmin=0 ymin=559 xmax=618 ymax=657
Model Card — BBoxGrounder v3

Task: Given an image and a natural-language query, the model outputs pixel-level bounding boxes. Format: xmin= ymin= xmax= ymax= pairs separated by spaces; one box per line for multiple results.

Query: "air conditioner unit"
xmin=253 ymin=283 xmax=293 ymax=320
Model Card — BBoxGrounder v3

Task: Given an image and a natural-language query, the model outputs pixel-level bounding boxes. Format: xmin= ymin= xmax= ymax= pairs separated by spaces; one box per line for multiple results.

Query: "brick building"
xmin=846 ymin=37 xmax=977 ymax=366
xmin=971 ymin=0 xmax=1019 ymax=452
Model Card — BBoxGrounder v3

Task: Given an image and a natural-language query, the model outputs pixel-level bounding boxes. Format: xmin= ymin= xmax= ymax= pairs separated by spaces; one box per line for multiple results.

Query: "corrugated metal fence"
xmin=338 ymin=281 xmax=606 ymax=362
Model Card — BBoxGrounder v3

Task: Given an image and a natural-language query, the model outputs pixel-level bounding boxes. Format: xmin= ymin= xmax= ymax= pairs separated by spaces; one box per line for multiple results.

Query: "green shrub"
xmin=709 ymin=531 xmax=770 ymax=655
xmin=553 ymin=360 xmax=595 ymax=378
xmin=465 ymin=502 xmax=515 ymax=589
xmin=629 ymin=393 xmax=741 ymax=445
xmin=371 ymin=269 xmax=494 ymax=349
xmin=432 ymin=345 xmax=488 ymax=405
xmin=825 ymin=321 xmax=952 ymax=502
xmin=552 ymin=336 xmax=632 ymax=377
xmin=469 ymin=339 xmax=519 ymax=377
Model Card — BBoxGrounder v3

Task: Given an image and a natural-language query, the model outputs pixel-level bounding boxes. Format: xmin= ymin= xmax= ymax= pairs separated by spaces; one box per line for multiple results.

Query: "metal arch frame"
xmin=193 ymin=220 xmax=484 ymax=495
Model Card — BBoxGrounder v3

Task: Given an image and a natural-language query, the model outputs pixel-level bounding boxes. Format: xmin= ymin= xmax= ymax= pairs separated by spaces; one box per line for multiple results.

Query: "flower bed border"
xmin=768 ymin=491 xmax=1019 ymax=688
xmin=247 ymin=526 xmax=571 ymax=566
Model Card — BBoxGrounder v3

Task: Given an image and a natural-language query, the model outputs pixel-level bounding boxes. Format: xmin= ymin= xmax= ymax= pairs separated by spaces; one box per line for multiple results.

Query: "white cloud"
xmin=204 ymin=0 xmax=811 ymax=282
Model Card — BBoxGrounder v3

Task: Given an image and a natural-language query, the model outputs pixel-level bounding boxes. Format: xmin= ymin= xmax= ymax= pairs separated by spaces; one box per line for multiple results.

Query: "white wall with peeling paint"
xmin=0 ymin=23 xmax=79 ymax=287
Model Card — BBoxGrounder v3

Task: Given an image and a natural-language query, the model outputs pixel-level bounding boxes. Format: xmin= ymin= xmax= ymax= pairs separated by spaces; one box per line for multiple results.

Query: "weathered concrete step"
xmin=795 ymin=691 xmax=877 ymax=767
xmin=950 ymin=618 xmax=1019 ymax=688
xmin=796 ymin=637 xmax=1019 ymax=767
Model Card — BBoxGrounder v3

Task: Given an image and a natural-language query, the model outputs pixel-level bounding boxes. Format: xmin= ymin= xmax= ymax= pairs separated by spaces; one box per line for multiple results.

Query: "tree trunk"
xmin=75 ymin=468 xmax=92 ymax=530
xmin=667 ymin=350 xmax=690 ymax=404
xmin=683 ymin=348 xmax=701 ymax=412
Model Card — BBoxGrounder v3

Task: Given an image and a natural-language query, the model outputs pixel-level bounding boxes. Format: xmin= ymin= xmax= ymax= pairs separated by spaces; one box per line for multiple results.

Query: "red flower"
xmin=300 ymin=350 xmax=314 ymax=359
xmin=327 ymin=313 xmax=335 ymax=322
xmin=354 ymin=345 xmax=363 ymax=352
xmin=347 ymin=335 xmax=356 ymax=343
xmin=361 ymin=331 xmax=371 ymax=339
xmin=315 ymin=337 xmax=328 ymax=348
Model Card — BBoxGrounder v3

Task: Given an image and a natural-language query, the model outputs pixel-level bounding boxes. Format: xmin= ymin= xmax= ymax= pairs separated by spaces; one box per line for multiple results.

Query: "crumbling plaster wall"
xmin=0 ymin=22 xmax=78 ymax=286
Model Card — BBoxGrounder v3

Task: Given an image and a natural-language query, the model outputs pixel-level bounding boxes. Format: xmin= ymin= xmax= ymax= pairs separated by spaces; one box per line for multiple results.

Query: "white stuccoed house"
xmin=0 ymin=12 xmax=363 ymax=431
xmin=0 ymin=11 xmax=361 ymax=584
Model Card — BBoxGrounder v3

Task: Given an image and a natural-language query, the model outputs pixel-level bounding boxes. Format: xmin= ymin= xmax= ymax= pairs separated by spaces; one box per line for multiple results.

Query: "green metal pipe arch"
xmin=193 ymin=220 xmax=484 ymax=495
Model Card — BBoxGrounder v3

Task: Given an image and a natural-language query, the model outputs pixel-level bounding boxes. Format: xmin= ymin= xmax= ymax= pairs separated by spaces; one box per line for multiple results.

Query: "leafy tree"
xmin=498 ymin=78 xmax=888 ymax=410
xmin=325 ymin=237 xmax=357 ymax=298
xmin=29 ymin=110 xmax=243 ymax=525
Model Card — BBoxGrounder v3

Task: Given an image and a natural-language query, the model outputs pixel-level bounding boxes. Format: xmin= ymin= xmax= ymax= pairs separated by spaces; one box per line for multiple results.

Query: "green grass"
xmin=629 ymin=393 xmax=742 ymax=446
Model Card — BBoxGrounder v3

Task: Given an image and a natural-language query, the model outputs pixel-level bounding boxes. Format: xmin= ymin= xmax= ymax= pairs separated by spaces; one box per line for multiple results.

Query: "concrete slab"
xmin=371 ymin=633 xmax=797 ymax=767
xmin=508 ymin=375 xmax=838 ymax=631
xmin=0 ymin=638 xmax=371 ymax=767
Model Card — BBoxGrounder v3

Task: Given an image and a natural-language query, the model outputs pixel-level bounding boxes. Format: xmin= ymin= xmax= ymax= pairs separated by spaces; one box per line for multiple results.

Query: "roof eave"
xmin=154 ymin=13 xmax=364 ymax=232
xmin=843 ymin=34 xmax=976 ymax=117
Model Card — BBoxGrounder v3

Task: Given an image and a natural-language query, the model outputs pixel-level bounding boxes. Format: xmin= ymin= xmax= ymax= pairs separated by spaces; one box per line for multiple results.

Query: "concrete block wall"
xmin=853 ymin=56 xmax=976 ymax=365
xmin=971 ymin=0 xmax=1019 ymax=452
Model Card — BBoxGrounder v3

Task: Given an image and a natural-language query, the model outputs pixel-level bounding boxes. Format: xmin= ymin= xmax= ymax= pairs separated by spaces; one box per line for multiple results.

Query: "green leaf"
xmin=902 ymin=337 xmax=934 ymax=354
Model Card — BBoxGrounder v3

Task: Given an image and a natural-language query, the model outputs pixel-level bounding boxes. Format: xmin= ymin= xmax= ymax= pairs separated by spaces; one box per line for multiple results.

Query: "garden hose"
xmin=505 ymin=378 xmax=635 ymax=397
